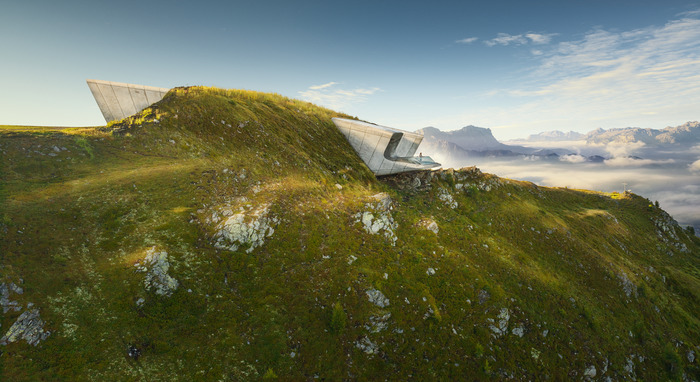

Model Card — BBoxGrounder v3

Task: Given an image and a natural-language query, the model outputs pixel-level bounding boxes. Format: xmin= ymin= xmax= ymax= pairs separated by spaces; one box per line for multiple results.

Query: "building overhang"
xmin=86 ymin=79 xmax=169 ymax=123
xmin=332 ymin=117 xmax=441 ymax=176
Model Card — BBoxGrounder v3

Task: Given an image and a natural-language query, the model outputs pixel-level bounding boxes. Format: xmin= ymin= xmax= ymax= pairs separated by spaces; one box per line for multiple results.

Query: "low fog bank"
xmin=429 ymin=150 xmax=700 ymax=234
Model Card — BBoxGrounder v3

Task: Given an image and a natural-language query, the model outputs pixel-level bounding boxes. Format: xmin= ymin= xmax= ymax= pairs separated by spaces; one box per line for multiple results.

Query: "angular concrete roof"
xmin=332 ymin=118 xmax=441 ymax=176
xmin=86 ymin=79 xmax=169 ymax=123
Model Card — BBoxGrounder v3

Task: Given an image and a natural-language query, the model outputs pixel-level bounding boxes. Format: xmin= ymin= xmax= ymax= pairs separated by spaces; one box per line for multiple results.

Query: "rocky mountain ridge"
xmin=516 ymin=121 xmax=700 ymax=146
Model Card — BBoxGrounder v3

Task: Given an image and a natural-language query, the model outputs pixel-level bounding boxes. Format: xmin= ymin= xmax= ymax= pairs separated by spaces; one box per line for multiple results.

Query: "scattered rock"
xmin=355 ymin=336 xmax=378 ymax=355
xmin=354 ymin=193 xmax=398 ymax=245
xmin=135 ymin=247 xmax=179 ymax=297
xmin=688 ymin=350 xmax=695 ymax=363
xmin=366 ymin=288 xmax=390 ymax=308
xmin=531 ymin=348 xmax=541 ymax=360
xmin=367 ymin=313 xmax=391 ymax=333
xmin=584 ymin=365 xmax=596 ymax=379
xmin=617 ymin=271 xmax=637 ymax=299
xmin=488 ymin=308 xmax=510 ymax=337
xmin=127 ymin=344 xmax=142 ymax=360
xmin=477 ymin=289 xmax=490 ymax=304
xmin=512 ymin=326 xmax=524 ymax=337
xmin=624 ymin=356 xmax=635 ymax=375
xmin=417 ymin=218 xmax=439 ymax=234
xmin=437 ymin=187 xmax=458 ymax=209
xmin=214 ymin=204 xmax=279 ymax=253
xmin=1 ymin=281 xmax=23 ymax=313
xmin=1 ymin=308 xmax=50 ymax=346
xmin=426 ymin=268 xmax=436 ymax=276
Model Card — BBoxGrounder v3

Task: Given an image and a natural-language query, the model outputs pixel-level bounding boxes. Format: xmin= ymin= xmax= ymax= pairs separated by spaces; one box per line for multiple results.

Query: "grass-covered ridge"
xmin=1 ymin=87 xmax=699 ymax=380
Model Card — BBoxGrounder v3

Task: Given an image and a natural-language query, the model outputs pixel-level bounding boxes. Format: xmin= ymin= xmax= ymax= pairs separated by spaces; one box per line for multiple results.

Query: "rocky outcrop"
xmin=355 ymin=336 xmax=379 ymax=355
xmin=135 ymin=247 xmax=179 ymax=297
xmin=437 ymin=187 xmax=458 ymax=209
xmin=417 ymin=218 xmax=439 ymax=234
xmin=355 ymin=193 xmax=398 ymax=245
xmin=617 ymin=271 xmax=637 ymax=299
xmin=652 ymin=211 xmax=690 ymax=254
xmin=1 ymin=281 xmax=23 ymax=313
xmin=1 ymin=307 xmax=50 ymax=346
xmin=487 ymin=308 xmax=510 ymax=337
xmin=214 ymin=203 xmax=279 ymax=253
xmin=366 ymin=288 xmax=390 ymax=308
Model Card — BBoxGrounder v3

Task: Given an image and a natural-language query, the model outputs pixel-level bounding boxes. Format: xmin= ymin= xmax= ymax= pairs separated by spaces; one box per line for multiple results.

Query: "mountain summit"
xmin=418 ymin=125 xmax=511 ymax=151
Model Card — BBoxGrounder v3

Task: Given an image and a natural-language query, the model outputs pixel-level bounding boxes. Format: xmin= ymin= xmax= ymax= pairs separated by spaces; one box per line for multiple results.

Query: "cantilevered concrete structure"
xmin=87 ymin=79 xmax=170 ymax=123
xmin=332 ymin=118 xmax=440 ymax=176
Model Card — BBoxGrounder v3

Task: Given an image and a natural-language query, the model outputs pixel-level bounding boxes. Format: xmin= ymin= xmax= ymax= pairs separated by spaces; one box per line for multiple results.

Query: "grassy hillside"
xmin=1 ymin=87 xmax=699 ymax=380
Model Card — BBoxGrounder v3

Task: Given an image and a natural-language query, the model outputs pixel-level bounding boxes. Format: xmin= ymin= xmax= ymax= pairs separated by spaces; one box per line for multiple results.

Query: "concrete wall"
xmin=86 ymin=79 xmax=170 ymax=123
xmin=332 ymin=118 xmax=440 ymax=176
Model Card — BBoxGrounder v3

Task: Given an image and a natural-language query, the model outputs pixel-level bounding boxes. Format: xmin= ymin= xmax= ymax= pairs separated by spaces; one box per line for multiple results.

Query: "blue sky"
xmin=2 ymin=0 xmax=699 ymax=139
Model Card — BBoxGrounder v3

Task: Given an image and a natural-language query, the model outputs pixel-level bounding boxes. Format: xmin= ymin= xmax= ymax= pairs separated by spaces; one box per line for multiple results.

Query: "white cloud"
xmin=456 ymin=37 xmax=478 ymax=44
xmin=678 ymin=8 xmax=700 ymax=17
xmin=299 ymin=82 xmax=381 ymax=111
xmin=559 ymin=154 xmax=587 ymax=163
xmin=604 ymin=157 xmax=675 ymax=167
xmin=604 ymin=141 xmax=646 ymax=157
xmin=476 ymin=14 xmax=700 ymax=136
xmin=485 ymin=33 xmax=528 ymax=46
xmin=309 ymin=82 xmax=338 ymax=90
xmin=484 ymin=32 xmax=555 ymax=47
xmin=690 ymin=159 xmax=700 ymax=172
xmin=525 ymin=33 xmax=556 ymax=44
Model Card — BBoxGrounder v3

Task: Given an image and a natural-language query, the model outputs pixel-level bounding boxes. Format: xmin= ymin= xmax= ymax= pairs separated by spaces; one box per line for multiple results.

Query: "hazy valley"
xmin=418 ymin=122 xmax=700 ymax=234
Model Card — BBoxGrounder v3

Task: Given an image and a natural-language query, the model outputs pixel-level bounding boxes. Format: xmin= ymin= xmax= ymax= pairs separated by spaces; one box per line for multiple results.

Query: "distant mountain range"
xmin=418 ymin=125 xmax=572 ymax=161
xmin=525 ymin=130 xmax=584 ymax=142
xmin=525 ymin=121 xmax=700 ymax=146
xmin=419 ymin=121 xmax=700 ymax=162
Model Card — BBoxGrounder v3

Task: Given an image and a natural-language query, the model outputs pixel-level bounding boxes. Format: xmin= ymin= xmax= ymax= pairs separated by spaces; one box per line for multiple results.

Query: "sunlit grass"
xmin=1 ymin=86 xmax=698 ymax=380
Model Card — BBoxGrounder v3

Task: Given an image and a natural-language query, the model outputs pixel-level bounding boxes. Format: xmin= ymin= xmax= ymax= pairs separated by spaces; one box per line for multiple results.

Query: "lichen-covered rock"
xmin=531 ymin=348 xmax=541 ymax=360
xmin=488 ymin=308 xmax=510 ymax=337
xmin=355 ymin=336 xmax=378 ymax=355
xmin=214 ymin=204 xmax=279 ymax=253
xmin=652 ymin=210 xmax=691 ymax=254
xmin=366 ymin=313 xmax=391 ymax=333
xmin=366 ymin=288 xmax=390 ymax=308
xmin=584 ymin=365 xmax=597 ymax=378
xmin=512 ymin=325 xmax=524 ymax=337
xmin=1 ymin=308 xmax=50 ymax=346
xmin=618 ymin=271 xmax=637 ymax=299
xmin=135 ymin=247 xmax=179 ymax=297
xmin=354 ymin=193 xmax=398 ymax=245
xmin=1 ymin=281 xmax=23 ymax=313
xmin=624 ymin=355 xmax=636 ymax=375
xmin=417 ymin=218 xmax=439 ymax=234
xmin=437 ymin=187 xmax=458 ymax=209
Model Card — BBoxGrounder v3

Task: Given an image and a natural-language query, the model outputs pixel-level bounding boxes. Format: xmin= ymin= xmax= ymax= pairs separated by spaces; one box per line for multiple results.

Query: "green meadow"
xmin=1 ymin=87 xmax=698 ymax=380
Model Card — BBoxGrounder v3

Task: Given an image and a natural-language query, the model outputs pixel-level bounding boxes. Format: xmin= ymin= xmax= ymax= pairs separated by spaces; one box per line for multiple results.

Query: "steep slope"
xmin=1 ymin=87 xmax=699 ymax=381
